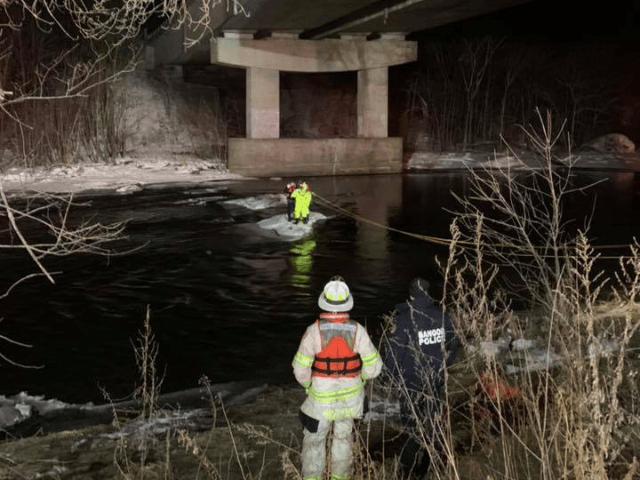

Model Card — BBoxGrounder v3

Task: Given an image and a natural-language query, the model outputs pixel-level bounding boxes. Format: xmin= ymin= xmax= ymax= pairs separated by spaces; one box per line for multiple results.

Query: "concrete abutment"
xmin=213 ymin=35 xmax=416 ymax=177
xmin=228 ymin=138 xmax=403 ymax=177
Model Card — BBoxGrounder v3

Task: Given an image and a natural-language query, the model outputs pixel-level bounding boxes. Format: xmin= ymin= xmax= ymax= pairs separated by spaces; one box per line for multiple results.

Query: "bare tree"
xmin=0 ymin=0 xmax=249 ymax=167
xmin=458 ymin=37 xmax=502 ymax=150
xmin=0 ymin=0 xmax=248 ymax=369
xmin=0 ymin=0 xmax=248 ymax=46
xmin=498 ymin=47 xmax=525 ymax=149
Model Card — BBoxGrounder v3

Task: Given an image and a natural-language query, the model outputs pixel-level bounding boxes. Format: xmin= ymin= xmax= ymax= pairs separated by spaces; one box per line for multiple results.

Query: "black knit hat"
xmin=409 ymin=277 xmax=430 ymax=298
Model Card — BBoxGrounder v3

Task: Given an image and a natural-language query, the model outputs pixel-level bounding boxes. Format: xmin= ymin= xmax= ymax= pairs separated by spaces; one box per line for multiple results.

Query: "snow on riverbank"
xmin=0 ymin=156 xmax=242 ymax=195
xmin=1 ymin=149 xmax=638 ymax=196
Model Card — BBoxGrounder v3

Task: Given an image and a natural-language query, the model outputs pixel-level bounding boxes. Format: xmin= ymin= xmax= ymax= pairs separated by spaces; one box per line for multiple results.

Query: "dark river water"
xmin=2 ymin=171 xmax=639 ymax=404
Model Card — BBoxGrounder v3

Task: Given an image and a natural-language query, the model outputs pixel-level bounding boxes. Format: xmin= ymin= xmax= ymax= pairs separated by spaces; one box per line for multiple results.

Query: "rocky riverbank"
xmin=2 ymin=326 xmax=639 ymax=480
xmin=0 ymin=383 xmax=412 ymax=480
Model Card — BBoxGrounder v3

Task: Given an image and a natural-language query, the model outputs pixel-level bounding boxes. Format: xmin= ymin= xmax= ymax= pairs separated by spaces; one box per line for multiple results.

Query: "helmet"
xmin=318 ymin=277 xmax=353 ymax=312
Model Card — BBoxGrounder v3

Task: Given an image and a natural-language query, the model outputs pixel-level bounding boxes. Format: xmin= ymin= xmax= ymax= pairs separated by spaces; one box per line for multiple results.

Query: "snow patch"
xmin=1 ymin=156 xmax=242 ymax=195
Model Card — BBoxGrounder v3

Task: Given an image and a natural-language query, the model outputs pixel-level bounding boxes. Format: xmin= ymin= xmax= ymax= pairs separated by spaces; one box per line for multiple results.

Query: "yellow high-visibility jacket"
xmin=291 ymin=187 xmax=312 ymax=218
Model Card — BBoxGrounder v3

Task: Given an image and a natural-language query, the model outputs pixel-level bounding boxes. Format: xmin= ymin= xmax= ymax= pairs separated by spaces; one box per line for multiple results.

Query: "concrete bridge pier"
xmin=211 ymin=33 xmax=417 ymax=177
xmin=247 ymin=67 xmax=280 ymax=139
xmin=358 ymin=66 xmax=388 ymax=138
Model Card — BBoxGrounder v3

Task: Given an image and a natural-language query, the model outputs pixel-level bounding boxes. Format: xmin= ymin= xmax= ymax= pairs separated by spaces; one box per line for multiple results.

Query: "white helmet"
xmin=318 ymin=277 xmax=353 ymax=312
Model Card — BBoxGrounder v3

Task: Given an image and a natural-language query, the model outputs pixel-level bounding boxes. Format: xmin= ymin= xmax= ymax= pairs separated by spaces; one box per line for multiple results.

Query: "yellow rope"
xmin=312 ymin=192 xmax=451 ymax=246
xmin=311 ymin=192 xmax=638 ymax=260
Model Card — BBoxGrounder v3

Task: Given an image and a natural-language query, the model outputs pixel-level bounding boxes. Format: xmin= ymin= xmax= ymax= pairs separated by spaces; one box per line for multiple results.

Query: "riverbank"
xmin=408 ymin=150 xmax=640 ymax=171
xmin=0 ymin=385 xmax=410 ymax=480
xmin=0 ymin=365 xmax=487 ymax=480
xmin=1 ymin=149 xmax=639 ymax=197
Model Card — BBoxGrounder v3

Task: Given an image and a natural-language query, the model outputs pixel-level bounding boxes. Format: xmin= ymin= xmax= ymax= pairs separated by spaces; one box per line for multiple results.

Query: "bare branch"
xmin=0 ymin=183 xmax=55 ymax=283
xmin=0 ymin=271 xmax=60 ymax=300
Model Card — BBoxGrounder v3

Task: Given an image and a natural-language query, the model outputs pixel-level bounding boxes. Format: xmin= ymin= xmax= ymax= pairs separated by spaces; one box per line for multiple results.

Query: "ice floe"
xmin=257 ymin=212 xmax=328 ymax=241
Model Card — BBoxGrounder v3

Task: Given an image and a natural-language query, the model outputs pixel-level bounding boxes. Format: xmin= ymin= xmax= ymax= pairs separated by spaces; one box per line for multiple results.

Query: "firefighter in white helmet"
xmin=292 ymin=276 xmax=383 ymax=480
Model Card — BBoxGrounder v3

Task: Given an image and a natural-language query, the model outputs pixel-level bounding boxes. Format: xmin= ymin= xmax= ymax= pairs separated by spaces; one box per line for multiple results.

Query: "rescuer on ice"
xmin=284 ymin=181 xmax=297 ymax=222
xmin=291 ymin=181 xmax=312 ymax=224
xmin=292 ymin=276 xmax=382 ymax=480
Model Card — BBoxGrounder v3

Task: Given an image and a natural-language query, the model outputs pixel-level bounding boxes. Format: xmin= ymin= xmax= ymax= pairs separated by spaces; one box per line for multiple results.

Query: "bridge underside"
xmin=146 ymin=0 xmax=531 ymax=177
xmin=209 ymin=35 xmax=416 ymax=177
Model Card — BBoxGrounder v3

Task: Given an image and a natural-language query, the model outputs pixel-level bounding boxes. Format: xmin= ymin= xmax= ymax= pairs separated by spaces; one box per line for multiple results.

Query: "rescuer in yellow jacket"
xmin=291 ymin=181 xmax=312 ymax=224
xmin=292 ymin=276 xmax=382 ymax=480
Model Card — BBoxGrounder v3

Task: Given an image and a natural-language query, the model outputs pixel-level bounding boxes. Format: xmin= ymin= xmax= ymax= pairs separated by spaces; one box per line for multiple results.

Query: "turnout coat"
xmin=293 ymin=313 xmax=382 ymax=424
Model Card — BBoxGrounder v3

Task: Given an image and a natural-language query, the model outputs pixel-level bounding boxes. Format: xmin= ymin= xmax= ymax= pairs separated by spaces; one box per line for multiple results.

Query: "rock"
xmin=581 ymin=133 xmax=635 ymax=153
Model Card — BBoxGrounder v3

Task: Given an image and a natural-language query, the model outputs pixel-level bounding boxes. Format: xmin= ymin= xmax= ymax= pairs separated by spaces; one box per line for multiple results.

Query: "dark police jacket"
xmin=383 ymin=294 xmax=457 ymax=392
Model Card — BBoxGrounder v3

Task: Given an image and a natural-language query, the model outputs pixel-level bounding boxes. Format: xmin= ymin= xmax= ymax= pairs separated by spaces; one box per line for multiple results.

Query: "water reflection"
xmin=289 ymin=238 xmax=317 ymax=287
xmin=354 ymin=176 xmax=401 ymax=263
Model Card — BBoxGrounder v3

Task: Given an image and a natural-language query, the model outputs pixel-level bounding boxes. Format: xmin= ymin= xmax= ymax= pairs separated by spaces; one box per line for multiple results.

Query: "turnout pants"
xmin=302 ymin=417 xmax=354 ymax=480
xmin=294 ymin=202 xmax=309 ymax=221
xmin=287 ymin=198 xmax=295 ymax=221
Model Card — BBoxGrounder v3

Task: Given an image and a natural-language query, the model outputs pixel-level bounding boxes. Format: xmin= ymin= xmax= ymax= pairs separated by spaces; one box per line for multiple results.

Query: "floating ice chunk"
xmin=14 ymin=402 xmax=32 ymax=417
xmin=587 ymin=337 xmax=620 ymax=359
xmin=224 ymin=194 xmax=286 ymax=210
xmin=116 ymin=183 xmax=144 ymax=194
xmin=511 ymin=339 xmax=535 ymax=351
xmin=257 ymin=212 xmax=327 ymax=241
xmin=480 ymin=337 xmax=511 ymax=357
xmin=506 ymin=348 xmax=563 ymax=374
xmin=0 ymin=405 xmax=23 ymax=427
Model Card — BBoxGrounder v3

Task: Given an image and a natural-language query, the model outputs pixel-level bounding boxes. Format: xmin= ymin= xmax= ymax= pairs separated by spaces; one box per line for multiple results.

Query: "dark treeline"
xmin=0 ymin=7 xmax=135 ymax=168
xmin=395 ymin=36 xmax=638 ymax=153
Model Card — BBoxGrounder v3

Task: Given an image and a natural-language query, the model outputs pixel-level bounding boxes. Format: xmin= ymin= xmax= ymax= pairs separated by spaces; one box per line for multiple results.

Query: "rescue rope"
xmin=311 ymin=191 xmax=638 ymax=260
xmin=312 ymin=192 xmax=451 ymax=246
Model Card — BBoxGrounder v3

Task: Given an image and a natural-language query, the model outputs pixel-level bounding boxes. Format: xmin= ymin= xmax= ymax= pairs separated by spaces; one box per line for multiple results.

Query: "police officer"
xmin=293 ymin=276 xmax=382 ymax=480
xmin=383 ymin=277 xmax=457 ymax=477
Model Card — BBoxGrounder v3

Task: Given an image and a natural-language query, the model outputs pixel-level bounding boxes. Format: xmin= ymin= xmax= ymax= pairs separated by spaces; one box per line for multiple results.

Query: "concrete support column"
xmin=357 ymin=67 xmax=388 ymax=138
xmin=246 ymin=67 xmax=280 ymax=139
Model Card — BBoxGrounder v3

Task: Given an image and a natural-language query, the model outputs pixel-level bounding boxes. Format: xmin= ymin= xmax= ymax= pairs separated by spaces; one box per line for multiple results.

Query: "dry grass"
xmin=424 ymin=111 xmax=640 ymax=480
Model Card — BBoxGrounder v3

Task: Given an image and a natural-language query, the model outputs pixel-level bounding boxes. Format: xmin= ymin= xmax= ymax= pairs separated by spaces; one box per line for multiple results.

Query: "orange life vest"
xmin=311 ymin=313 xmax=363 ymax=378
